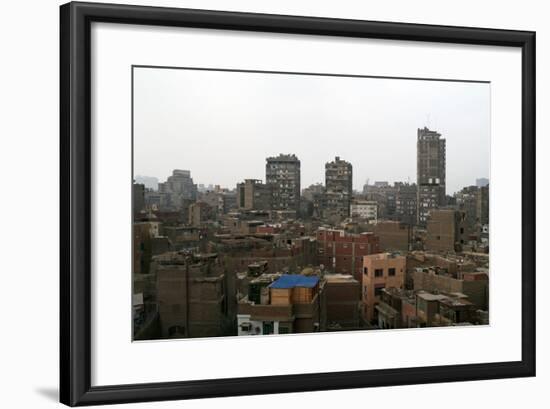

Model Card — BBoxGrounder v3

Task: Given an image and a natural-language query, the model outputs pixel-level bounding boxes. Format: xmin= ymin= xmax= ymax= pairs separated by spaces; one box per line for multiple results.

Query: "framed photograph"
xmin=60 ymin=1 xmax=535 ymax=406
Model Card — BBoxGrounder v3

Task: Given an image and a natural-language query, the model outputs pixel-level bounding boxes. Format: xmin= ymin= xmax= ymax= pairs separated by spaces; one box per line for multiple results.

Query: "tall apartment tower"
xmin=417 ymin=127 xmax=446 ymax=225
xmin=265 ymin=154 xmax=301 ymax=213
xmin=325 ymin=156 xmax=353 ymax=220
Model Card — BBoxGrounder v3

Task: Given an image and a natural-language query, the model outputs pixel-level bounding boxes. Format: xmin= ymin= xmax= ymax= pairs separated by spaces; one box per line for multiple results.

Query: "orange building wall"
xmin=362 ymin=253 xmax=406 ymax=322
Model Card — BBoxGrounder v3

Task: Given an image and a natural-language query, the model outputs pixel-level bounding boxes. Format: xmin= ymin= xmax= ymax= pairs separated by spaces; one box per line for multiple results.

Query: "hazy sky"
xmin=133 ymin=67 xmax=490 ymax=194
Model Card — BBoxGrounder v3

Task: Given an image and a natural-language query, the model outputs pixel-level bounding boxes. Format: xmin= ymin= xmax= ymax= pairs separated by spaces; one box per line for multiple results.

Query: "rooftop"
xmin=439 ymin=296 xmax=473 ymax=307
xmin=266 ymin=153 xmax=300 ymax=162
xmin=417 ymin=291 xmax=448 ymax=301
xmin=269 ymin=274 xmax=319 ymax=289
xmin=323 ymin=274 xmax=357 ymax=283
xmin=365 ymin=252 xmax=404 ymax=261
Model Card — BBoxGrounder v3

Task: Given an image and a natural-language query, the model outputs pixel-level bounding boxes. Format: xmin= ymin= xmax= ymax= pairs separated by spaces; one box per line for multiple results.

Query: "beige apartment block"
xmin=362 ymin=253 xmax=406 ymax=322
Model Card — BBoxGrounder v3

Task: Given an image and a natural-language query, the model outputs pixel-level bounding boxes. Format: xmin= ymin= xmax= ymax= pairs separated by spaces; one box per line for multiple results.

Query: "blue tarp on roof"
xmin=269 ymin=274 xmax=319 ymax=289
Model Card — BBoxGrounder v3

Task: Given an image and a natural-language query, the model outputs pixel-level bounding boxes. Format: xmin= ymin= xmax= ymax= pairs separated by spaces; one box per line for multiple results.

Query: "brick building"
xmin=321 ymin=274 xmax=362 ymax=330
xmin=188 ymin=202 xmax=213 ymax=227
xmin=413 ymin=268 xmax=489 ymax=310
xmin=425 ymin=208 xmax=469 ymax=252
xmin=237 ymin=179 xmax=272 ymax=211
xmin=372 ymin=221 xmax=411 ymax=252
xmin=316 ymin=228 xmax=380 ymax=281
xmin=153 ymin=252 xmax=233 ymax=339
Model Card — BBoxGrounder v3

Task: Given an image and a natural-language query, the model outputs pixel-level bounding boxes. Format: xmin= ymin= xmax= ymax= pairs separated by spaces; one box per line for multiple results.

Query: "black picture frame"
xmin=60 ymin=1 xmax=536 ymax=406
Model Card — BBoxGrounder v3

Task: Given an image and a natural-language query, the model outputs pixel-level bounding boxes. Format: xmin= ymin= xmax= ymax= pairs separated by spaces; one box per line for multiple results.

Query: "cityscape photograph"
xmin=132 ymin=67 xmax=490 ymax=340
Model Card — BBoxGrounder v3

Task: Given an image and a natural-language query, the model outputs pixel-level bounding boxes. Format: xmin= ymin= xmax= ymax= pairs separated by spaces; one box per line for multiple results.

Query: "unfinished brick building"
xmin=413 ymin=267 xmax=489 ymax=310
xmin=372 ymin=220 xmax=411 ymax=252
xmin=321 ymin=274 xmax=362 ymax=330
xmin=425 ymin=208 xmax=469 ymax=253
xmin=153 ymin=252 xmax=233 ymax=339
xmin=317 ymin=228 xmax=380 ymax=282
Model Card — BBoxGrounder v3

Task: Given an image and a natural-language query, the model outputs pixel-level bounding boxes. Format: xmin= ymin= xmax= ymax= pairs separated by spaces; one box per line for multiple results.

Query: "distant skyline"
xmin=133 ymin=67 xmax=490 ymax=195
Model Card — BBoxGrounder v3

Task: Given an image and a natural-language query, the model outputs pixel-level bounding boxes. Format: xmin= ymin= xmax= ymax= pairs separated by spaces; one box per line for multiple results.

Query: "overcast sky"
xmin=133 ymin=67 xmax=490 ymax=194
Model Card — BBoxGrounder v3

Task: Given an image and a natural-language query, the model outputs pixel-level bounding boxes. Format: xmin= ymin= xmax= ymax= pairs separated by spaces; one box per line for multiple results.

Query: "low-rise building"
xmin=372 ymin=221 xmax=411 ymax=252
xmin=425 ymin=208 xmax=469 ymax=253
xmin=362 ymin=253 xmax=406 ymax=323
xmin=413 ymin=267 xmax=488 ymax=310
xmin=375 ymin=287 xmax=416 ymax=329
xmin=317 ymin=228 xmax=380 ymax=282
xmin=321 ymin=274 xmax=362 ymax=331
xmin=237 ymin=274 xmax=321 ymax=335
xmin=237 ymin=179 xmax=272 ymax=211
xmin=188 ymin=202 xmax=213 ymax=227
xmin=154 ymin=252 xmax=232 ymax=339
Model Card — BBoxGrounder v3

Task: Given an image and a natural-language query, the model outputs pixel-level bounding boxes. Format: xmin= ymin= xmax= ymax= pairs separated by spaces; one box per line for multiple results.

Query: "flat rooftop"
xmin=269 ymin=274 xmax=319 ymax=289
xmin=417 ymin=292 xmax=448 ymax=301
xmin=323 ymin=274 xmax=358 ymax=283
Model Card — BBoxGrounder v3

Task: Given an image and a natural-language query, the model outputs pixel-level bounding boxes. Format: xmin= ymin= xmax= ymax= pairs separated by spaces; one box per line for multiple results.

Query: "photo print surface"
xmin=132 ymin=66 xmax=490 ymax=341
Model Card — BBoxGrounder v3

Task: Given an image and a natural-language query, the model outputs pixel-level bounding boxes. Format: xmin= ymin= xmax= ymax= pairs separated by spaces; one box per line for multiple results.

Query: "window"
xmin=375 ymin=268 xmax=383 ymax=277
xmin=460 ymin=227 xmax=464 ymax=234
xmin=388 ymin=268 xmax=396 ymax=276
xmin=374 ymin=286 xmax=385 ymax=297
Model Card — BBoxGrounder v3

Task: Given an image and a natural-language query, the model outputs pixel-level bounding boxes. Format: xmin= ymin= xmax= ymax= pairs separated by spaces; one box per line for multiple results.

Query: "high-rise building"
xmin=395 ymin=182 xmax=417 ymax=225
xmin=325 ymin=156 xmax=353 ymax=220
xmin=158 ymin=169 xmax=198 ymax=209
xmin=454 ymin=184 xmax=489 ymax=232
xmin=477 ymin=184 xmax=489 ymax=226
xmin=265 ymin=154 xmax=301 ymax=213
xmin=132 ymin=182 xmax=145 ymax=219
xmin=362 ymin=182 xmax=397 ymax=220
xmin=302 ymin=183 xmax=326 ymax=219
xmin=417 ymin=127 xmax=446 ymax=225
xmin=454 ymin=185 xmax=479 ymax=229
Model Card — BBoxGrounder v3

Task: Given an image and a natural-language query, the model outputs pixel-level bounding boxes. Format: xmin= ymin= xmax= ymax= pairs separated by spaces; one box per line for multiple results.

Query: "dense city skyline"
xmin=132 ymin=67 xmax=490 ymax=341
xmin=133 ymin=67 xmax=490 ymax=194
